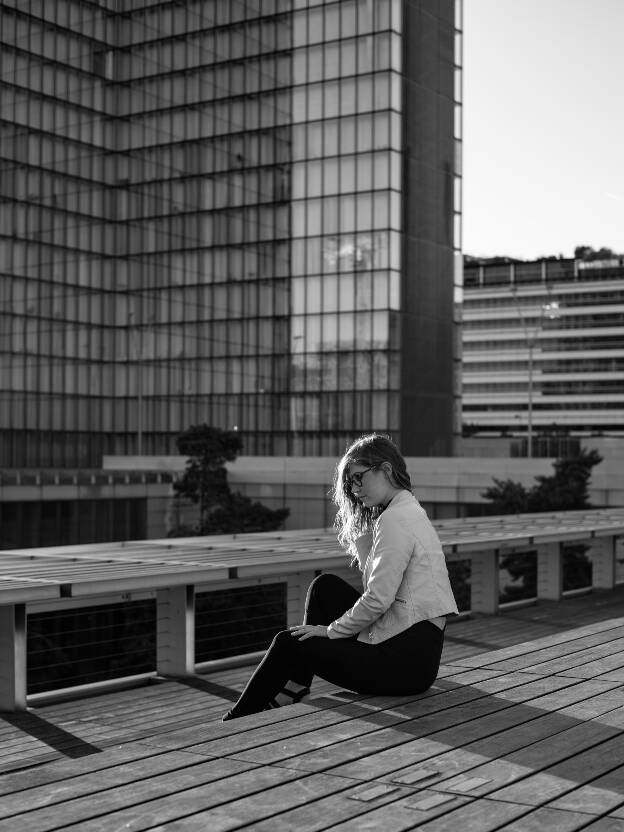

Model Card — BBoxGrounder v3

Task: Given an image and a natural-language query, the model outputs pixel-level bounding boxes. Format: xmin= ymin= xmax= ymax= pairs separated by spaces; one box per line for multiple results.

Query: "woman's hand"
xmin=289 ymin=624 xmax=329 ymax=641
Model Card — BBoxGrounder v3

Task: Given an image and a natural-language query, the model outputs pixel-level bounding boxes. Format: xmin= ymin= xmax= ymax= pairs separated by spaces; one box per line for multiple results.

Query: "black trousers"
xmin=227 ymin=573 xmax=445 ymax=719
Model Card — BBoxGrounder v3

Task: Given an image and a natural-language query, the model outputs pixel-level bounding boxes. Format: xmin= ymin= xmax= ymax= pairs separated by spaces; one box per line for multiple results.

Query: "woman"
xmin=222 ymin=433 xmax=458 ymax=721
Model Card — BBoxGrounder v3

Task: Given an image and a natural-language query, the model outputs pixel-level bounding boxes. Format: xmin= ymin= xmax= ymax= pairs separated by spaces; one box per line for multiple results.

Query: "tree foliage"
xmin=574 ymin=245 xmax=621 ymax=261
xmin=170 ymin=424 xmax=289 ymax=535
xmin=481 ymin=478 xmax=529 ymax=514
xmin=482 ymin=448 xmax=602 ymax=515
xmin=529 ymin=449 xmax=603 ymax=512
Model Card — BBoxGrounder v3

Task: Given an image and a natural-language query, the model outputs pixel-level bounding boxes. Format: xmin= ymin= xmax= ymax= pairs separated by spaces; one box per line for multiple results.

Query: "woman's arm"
xmin=351 ymin=531 xmax=373 ymax=569
xmin=327 ymin=512 xmax=413 ymax=638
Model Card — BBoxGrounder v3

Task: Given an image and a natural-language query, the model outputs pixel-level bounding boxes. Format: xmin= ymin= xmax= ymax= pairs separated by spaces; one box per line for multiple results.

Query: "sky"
xmin=462 ymin=0 xmax=624 ymax=261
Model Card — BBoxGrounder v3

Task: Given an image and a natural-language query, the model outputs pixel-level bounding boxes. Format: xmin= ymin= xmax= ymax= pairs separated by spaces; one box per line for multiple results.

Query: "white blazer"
xmin=327 ymin=490 xmax=459 ymax=644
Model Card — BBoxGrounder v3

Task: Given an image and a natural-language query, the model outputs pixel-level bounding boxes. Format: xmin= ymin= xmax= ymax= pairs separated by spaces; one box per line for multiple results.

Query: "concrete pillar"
xmin=470 ymin=550 xmax=499 ymax=613
xmin=588 ymin=536 xmax=616 ymax=590
xmin=537 ymin=542 xmax=562 ymax=600
xmin=0 ymin=605 xmax=27 ymax=711
xmin=156 ymin=585 xmax=195 ymax=676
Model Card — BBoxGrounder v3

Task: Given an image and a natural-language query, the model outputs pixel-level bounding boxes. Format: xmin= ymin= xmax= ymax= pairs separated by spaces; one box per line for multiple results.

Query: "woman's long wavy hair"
xmin=332 ymin=433 xmax=412 ymax=556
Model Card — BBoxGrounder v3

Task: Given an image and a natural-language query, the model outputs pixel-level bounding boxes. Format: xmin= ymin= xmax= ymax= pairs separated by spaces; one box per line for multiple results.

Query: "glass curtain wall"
xmin=0 ymin=0 xmax=294 ymax=465
xmin=0 ymin=0 xmax=455 ymax=465
xmin=289 ymin=0 xmax=404 ymax=455
xmin=112 ymin=1 xmax=294 ymax=457
xmin=0 ymin=0 xmax=115 ymax=467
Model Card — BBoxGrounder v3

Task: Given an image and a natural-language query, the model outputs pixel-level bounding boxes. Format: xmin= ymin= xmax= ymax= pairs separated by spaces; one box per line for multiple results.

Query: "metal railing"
xmin=1 ymin=509 xmax=623 ymax=710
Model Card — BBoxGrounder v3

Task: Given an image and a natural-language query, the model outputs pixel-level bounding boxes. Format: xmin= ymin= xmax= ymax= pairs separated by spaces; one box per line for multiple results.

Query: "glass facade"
xmin=1 ymin=0 xmax=460 ymax=467
xmin=289 ymin=1 xmax=405 ymax=454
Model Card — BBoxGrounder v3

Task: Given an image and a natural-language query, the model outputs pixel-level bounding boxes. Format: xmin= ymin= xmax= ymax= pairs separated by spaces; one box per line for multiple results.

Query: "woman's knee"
xmin=306 ymin=572 xmax=348 ymax=601
xmin=308 ymin=572 xmax=340 ymax=590
xmin=271 ymin=629 xmax=294 ymax=650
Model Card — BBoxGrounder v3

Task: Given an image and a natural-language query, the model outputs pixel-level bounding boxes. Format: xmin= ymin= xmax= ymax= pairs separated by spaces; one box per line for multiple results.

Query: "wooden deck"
xmin=3 ymin=588 xmax=624 ymax=831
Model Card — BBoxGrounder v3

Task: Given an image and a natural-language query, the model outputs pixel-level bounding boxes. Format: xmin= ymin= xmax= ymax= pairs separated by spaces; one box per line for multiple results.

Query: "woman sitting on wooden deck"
xmin=222 ymin=433 xmax=458 ymax=721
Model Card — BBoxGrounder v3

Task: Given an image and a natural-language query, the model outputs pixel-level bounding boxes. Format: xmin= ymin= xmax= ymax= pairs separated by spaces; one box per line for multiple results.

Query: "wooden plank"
xmin=143 ymin=772 xmax=375 ymax=832
xmin=316 ymin=679 xmax=624 ymax=783
xmin=574 ymin=819 xmax=624 ymax=832
xmin=487 ymin=732 xmax=624 ymax=807
xmin=235 ymin=785 xmax=470 ymax=832
xmin=483 ymin=631 xmax=624 ymax=674
xmin=193 ymin=677 xmax=609 ymax=778
xmin=541 ymin=761 xmax=624 ymax=816
xmin=142 ymin=692 xmax=422 ymax=759
xmin=289 ymin=794 xmax=528 ymax=832
xmin=0 ymin=743 xmax=174 ymax=799
xmin=451 ymin=618 xmax=624 ymax=669
xmin=492 ymin=806 xmax=602 ymax=832
xmin=420 ymin=721 xmax=624 ymax=803
xmin=557 ymin=650 xmax=624 ymax=680
xmin=418 ymin=800 xmax=589 ymax=832
xmin=188 ymin=676 xmax=521 ymax=762
xmin=0 ymin=763 xmax=303 ymax=832
xmin=0 ymin=749 xmax=229 ymax=820
xmin=215 ymin=675 xmax=609 ymax=771
xmin=0 ymin=684 xmax=227 ymax=773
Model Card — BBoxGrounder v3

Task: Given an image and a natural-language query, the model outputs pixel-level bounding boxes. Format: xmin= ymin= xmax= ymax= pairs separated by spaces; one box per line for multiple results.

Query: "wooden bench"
xmin=1 ymin=509 xmax=624 ymax=711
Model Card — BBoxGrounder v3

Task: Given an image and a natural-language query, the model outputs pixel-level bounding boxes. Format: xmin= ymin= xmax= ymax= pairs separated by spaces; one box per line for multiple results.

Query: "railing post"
xmin=470 ymin=550 xmax=499 ymax=613
xmin=156 ymin=585 xmax=195 ymax=676
xmin=588 ymin=536 xmax=616 ymax=590
xmin=0 ymin=604 xmax=27 ymax=711
xmin=537 ymin=542 xmax=563 ymax=600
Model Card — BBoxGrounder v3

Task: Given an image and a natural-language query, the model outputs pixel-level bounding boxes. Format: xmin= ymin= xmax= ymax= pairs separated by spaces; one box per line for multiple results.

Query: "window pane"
xmin=340 ymin=116 xmax=357 ymax=154
xmin=324 ymin=157 xmax=340 ymax=195
xmin=324 ymin=80 xmax=340 ymax=119
xmin=322 ymin=313 xmax=338 ymax=349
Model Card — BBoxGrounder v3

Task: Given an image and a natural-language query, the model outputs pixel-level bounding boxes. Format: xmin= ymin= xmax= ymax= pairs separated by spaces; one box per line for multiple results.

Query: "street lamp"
xmin=512 ymin=293 xmax=561 ymax=458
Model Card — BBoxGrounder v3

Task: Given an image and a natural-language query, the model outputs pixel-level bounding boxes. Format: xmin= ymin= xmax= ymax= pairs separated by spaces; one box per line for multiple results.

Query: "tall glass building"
xmin=1 ymin=0 xmax=462 ymax=468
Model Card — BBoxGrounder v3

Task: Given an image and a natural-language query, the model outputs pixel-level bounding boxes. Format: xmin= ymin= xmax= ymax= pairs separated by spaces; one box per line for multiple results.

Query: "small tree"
xmin=481 ymin=448 xmax=602 ymax=515
xmin=173 ymin=424 xmax=241 ymax=529
xmin=170 ymin=424 xmax=289 ymax=535
xmin=527 ymin=448 xmax=602 ymax=512
xmin=481 ymin=478 xmax=529 ymax=514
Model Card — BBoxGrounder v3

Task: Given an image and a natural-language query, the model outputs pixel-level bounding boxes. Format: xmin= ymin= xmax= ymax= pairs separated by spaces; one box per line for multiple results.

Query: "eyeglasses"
xmin=345 ymin=466 xmax=375 ymax=491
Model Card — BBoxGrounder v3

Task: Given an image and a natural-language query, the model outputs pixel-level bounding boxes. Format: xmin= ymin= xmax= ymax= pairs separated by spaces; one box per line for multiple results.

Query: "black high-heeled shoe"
xmin=266 ymin=683 xmax=311 ymax=709
xmin=222 ymin=683 xmax=311 ymax=722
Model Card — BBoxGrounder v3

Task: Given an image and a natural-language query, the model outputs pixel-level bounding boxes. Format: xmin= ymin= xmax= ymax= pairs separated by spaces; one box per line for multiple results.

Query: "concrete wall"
xmin=2 ymin=442 xmax=615 ymax=544
xmin=103 ymin=446 xmax=624 ymax=535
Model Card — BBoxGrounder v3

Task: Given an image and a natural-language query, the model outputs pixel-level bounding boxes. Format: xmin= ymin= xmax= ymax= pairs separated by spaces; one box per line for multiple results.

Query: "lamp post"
xmin=512 ymin=293 xmax=561 ymax=458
